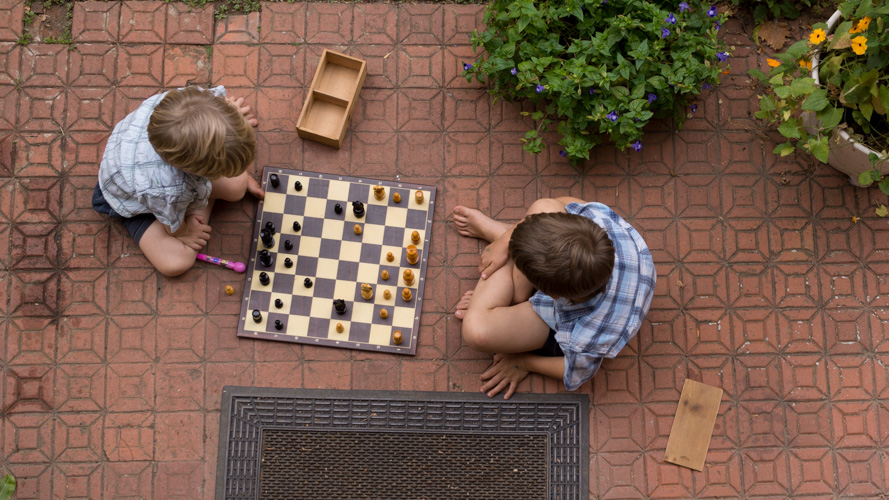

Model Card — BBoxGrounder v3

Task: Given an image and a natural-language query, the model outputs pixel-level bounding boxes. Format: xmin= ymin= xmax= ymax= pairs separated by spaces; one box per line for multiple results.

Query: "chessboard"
xmin=237 ymin=167 xmax=436 ymax=355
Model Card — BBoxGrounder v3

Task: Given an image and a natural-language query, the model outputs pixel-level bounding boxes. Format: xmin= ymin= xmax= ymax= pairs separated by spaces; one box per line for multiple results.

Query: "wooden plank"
xmin=663 ymin=379 xmax=723 ymax=471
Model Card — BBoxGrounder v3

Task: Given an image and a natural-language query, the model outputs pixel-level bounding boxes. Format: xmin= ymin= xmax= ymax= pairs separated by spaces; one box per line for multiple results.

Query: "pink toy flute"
xmin=196 ymin=253 xmax=247 ymax=273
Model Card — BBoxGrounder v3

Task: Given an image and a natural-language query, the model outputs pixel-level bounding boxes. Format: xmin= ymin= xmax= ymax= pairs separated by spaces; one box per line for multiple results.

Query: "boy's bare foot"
xmin=453 ymin=290 xmax=474 ymax=320
xmin=247 ymin=177 xmax=265 ymax=199
xmin=453 ymin=206 xmax=510 ymax=243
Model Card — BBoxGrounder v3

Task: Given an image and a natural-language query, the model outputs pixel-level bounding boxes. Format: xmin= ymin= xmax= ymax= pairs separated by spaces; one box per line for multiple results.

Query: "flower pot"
xmin=810 ymin=10 xmax=888 ymax=186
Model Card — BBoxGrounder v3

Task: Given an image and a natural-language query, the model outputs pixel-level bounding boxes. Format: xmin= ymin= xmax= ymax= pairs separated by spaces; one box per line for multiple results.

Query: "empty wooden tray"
xmin=296 ymin=50 xmax=367 ymax=149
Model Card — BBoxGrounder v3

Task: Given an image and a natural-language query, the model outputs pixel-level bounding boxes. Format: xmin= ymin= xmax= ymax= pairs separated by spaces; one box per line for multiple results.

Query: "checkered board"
xmin=237 ymin=167 xmax=436 ymax=355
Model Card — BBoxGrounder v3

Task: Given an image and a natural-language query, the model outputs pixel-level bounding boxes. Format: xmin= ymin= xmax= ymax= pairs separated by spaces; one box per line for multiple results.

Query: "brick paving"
xmin=2 ymin=1 xmax=889 ymax=498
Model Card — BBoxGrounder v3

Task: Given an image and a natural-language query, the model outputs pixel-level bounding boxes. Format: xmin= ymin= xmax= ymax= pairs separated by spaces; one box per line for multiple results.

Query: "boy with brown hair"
xmin=453 ymin=197 xmax=656 ymax=399
xmin=93 ymin=86 xmax=264 ymax=276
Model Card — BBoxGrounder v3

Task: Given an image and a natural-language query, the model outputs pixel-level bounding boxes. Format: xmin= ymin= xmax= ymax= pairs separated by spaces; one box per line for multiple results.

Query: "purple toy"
xmin=196 ymin=253 xmax=247 ymax=273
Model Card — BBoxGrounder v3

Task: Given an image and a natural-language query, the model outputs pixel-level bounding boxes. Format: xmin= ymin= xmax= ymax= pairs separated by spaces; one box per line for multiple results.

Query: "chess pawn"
xmin=373 ymin=185 xmax=386 ymax=201
xmin=393 ymin=192 xmax=401 ymax=203
xmin=354 ymin=224 xmax=362 ymax=235
xmin=393 ymin=331 xmax=403 ymax=345
xmin=381 ymin=270 xmax=389 ymax=280
xmin=361 ymin=283 xmax=374 ymax=301
xmin=386 ymin=252 xmax=395 ymax=262
xmin=335 ymin=323 xmax=344 ymax=333
xmin=402 ymin=288 xmax=412 ymax=302
xmin=403 ymin=269 xmax=414 ymax=286
xmin=411 ymin=231 xmax=420 ymax=244
xmin=405 ymin=245 xmax=419 ymax=265
xmin=380 ymin=308 xmax=388 ymax=319
xmin=383 ymin=289 xmax=391 ymax=300
xmin=414 ymin=190 xmax=424 ymax=204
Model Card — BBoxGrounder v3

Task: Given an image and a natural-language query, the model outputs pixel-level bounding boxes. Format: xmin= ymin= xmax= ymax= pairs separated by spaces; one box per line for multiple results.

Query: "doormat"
xmin=216 ymin=387 xmax=589 ymax=499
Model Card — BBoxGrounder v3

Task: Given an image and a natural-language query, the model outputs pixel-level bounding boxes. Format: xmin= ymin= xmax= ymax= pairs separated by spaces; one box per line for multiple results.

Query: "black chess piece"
xmin=269 ymin=174 xmax=280 ymax=188
xmin=284 ymin=240 xmax=293 ymax=251
xmin=292 ymin=221 xmax=301 ymax=232
xmin=304 ymin=278 xmax=313 ymax=288
xmin=252 ymin=310 xmax=262 ymax=323
xmin=333 ymin=299 xmax=347 ymax=315
xmin=259 ymin=272 xmax=270 ymax=286
xmin=352 ymin=200 xmax=365 ymax=218
xmin=334 ymin=203 xmax=343 ymax=215
xmin=294 ymin=180 xmax=303 ymax=191
xmin=284 ymin=258 xmax=293 ymax=268
xmin=259 ymin=249 xmax=273 ymax=267
xmin=260 ymin=229 xmax=274 ymax=248
xmin=265 ymin=221 xmax=276 ymax=235
xmin=274 ymin=319 xmax=284 ymax=330
xmin=274 ymin=298 xmax=283 ymax=309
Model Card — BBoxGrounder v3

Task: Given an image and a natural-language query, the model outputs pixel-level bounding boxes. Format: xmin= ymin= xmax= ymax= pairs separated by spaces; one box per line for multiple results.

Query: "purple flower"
xmin=463 ymin=63 xmax=472 ymax=71
xmin=679 ymin=2 xmax=690 ymax=12
xmin=631 ymin=141 xmax=642 ymax=151
xmin=647 ymin=93 xmax=657 ymax=103
xmin=661 ymin=27 xmax=671 ymax=38
xmin=602 ymin=0 xmax=607 ymax=4
xmin=511 ymin=67 xmax=518 ymax=76
xmin=666 ymin=13 xmax=677 ymax=24
xmin=606 ymin=110 xmax=618 ymax=122
xmin=715 ymin=21 xmax=722 ymax=30
xmin=707 ymin=5 xmax=717 ymax=17
xmin=589 ymin=88 xmax=596 ymax=95
xmin=690 ymin=104 xmax=698 ymax=113
xmin=535 ymin=84 xmax=545 ymax=94
xmin=716 ymin=51 xmax=729 ymax=62
xmin=702 ymin=82 xmax=712 ymax=90
xmin=559 ymin=150 xmax=568 ymax=158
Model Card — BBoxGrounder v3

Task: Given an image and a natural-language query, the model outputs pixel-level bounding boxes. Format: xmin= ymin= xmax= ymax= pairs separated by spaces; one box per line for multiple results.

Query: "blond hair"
xmin=147 ymin=87 xmax=255 ymax=180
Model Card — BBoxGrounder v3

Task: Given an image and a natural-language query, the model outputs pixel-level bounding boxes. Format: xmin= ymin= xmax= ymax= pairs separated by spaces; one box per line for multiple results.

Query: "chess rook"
xmin=259 ymin=272 xmax=270 ymax=286
xmin=415 ymin=190 xmax=424 ymax=204
xmin=352 ymin=200 xmax=365 ymax=218
xmin=393 ymin=331 xmax=403 ymax=345
xmin=258 ymin=249 xmax=274 ymax=267
xmin=269 ymin=174 xmax=280 ymax=188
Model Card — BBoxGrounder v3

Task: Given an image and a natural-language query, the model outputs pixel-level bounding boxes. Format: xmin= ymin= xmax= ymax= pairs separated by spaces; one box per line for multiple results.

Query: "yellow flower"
xmin=850 ymin=17 xmax=872 ymax=34
xmin=809 ymin=28 xmax=827 ymax=44
xmin=767 ymin=58 xmax=781 ymax=68
xmin=851 ymin=36 xmax=868 ymax=55
xmin=799 ymin=59 xmax=812 ymax=70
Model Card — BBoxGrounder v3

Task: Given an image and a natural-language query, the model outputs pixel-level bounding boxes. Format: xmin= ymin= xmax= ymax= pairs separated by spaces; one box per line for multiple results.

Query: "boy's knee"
xmin=213 ymin=174 xmax=249 ymax=202
xmin=461 ymin=312 xmax=497 ymax=353
xmin=154 ymin=257 xmax=193 ymax=277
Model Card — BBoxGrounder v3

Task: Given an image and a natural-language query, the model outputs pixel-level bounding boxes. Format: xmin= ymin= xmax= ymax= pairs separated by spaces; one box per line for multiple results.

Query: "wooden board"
xmin=663 ymin=379 xmax=723 ymax=471
xmin=237 ymin=168 xmax=436 ymax=355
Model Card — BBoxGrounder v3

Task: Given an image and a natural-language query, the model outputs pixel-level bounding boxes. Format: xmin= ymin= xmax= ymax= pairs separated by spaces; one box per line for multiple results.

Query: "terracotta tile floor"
xmin=2 ymin=1 xmax=889 ymax=498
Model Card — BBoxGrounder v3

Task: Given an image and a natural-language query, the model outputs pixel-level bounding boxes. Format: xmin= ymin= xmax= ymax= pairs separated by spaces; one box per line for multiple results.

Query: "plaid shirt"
xmin=98 ymin=86 xmax=226 ymax=233
xmin=530 ymin=202 xmax=656 ymax=391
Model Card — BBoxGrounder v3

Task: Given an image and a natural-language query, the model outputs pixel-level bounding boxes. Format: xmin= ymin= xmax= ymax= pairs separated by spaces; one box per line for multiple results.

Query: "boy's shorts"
xmin=532 ymin=328 xmax=564 ymax=357
xmin=92 ymin=184 xmax=156 ymax=244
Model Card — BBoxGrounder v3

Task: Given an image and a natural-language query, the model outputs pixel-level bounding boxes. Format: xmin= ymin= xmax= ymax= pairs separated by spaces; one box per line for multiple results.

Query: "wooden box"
xmin=296 ymin=50 xmax=367 ymax=149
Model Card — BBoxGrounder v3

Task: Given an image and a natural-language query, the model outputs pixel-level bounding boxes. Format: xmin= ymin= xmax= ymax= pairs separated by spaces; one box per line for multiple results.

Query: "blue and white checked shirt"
xmin=98 ymin=86 xmax=226 ymax=233
xmin=530 ymin=202 xmax=656 ymax=391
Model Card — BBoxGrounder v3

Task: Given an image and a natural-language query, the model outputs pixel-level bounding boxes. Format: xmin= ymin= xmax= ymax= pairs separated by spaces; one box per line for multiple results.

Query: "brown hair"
xmin=509 ymin=212 xmax=615 ymax=300
xmin=147 ymin=87 xmax=255 ymax=180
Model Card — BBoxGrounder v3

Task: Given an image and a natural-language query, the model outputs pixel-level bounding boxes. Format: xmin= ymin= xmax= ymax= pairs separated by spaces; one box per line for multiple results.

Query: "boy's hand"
xmin=480 ymin=353 xmax=530 ymax=399
xmin=480 ymin=236 xmax=509 ymax=279
xmin=226 ymin=96 xmax=258 ymax=127
xmin=176 ymin=214 xmax=212 ymax=251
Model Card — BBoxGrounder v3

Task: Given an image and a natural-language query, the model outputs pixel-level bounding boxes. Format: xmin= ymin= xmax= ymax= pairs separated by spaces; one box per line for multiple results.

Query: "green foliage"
xmin=463 ymin=0 xmax=730 ymax=163
xmin=751 ymin=0 xmax=889 ymax=163
xmin=0 ymin=475 xmax=15 ymax=500
xmin=15 ymin=32 xmax=31 ymax=45
xmin=858 ymin=153 xmax=889 ymax=198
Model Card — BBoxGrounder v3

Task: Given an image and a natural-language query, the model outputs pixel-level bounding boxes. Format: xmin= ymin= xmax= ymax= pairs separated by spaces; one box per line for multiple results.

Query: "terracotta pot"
xmin=810 ymin=10 xmax=888 ymax=186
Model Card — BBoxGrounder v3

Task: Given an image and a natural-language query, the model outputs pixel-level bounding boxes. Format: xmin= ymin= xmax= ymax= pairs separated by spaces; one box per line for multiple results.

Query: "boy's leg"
xmin=138 ymin=220 xmax=203 ymax=277
xmin=461 ymin=263 xmax=551 ymax=353
xmin=453 ymin=206 xmax=510 ymax=243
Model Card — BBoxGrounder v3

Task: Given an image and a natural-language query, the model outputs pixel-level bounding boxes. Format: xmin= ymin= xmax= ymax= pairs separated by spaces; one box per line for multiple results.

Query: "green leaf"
xmin=802 ymin=89 xmax=830 ymax=111
xmin=859 ymin=171 xmax=875 ymax=186
xmin=843 ymin=69 xmax=879 ymax=104
xmin=790 ymin=77 xmax=816 ymax=98
xmin=818 ymin=106 xmax=844 ymax=130
xmin=878 ymin=85 xmax=889 ymax=114
xmin=748 ymin=68 xmax=769 ymax=82
xmin=0 ymin=475 xmax=15 ymax=500
xmin=778 ymin=119 xmax=801 ymax=139
xmin=860 ymin=102 xmax=874 ymax=121
xmin=774 ymin=86 xmax=792 ymax=99
xmin=875 ymin=204 xmax=889 ymax=217
xmin=760 ymin=94 xmax=776 ymax=112
xmin=810 ymin=136 xmax=830 ymax=163
xmin=773 ymin=142 xmax=795 ymax=156
xmin=880 ymin=182 xmax=889 ymax=197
